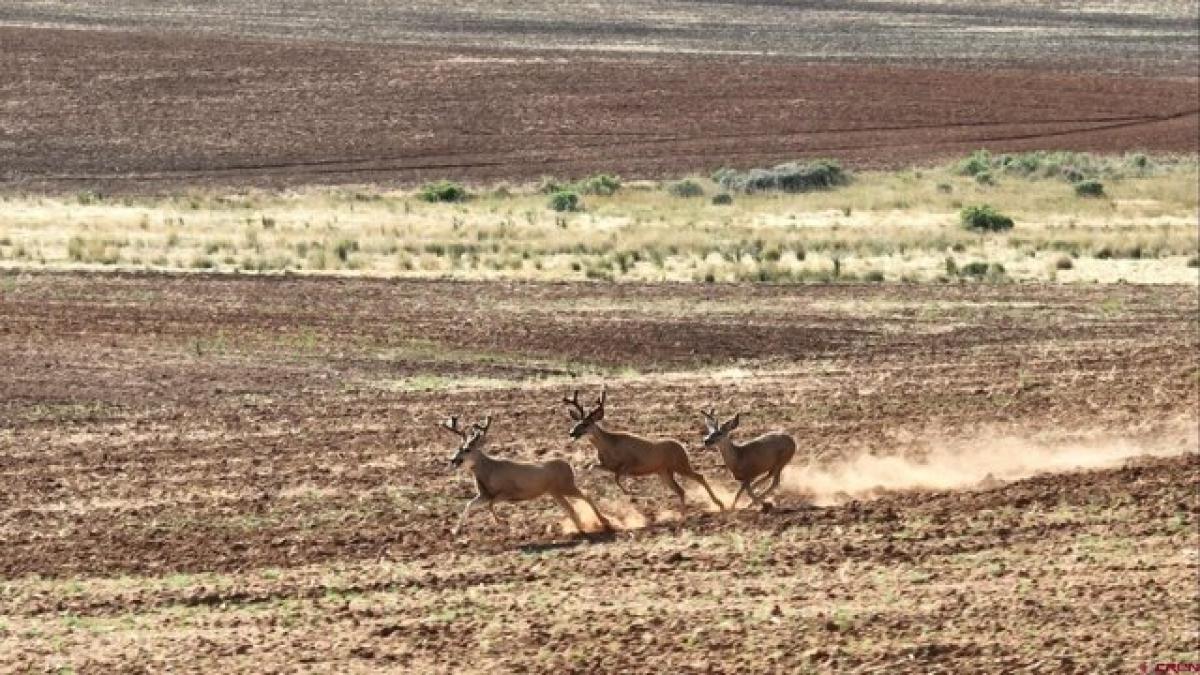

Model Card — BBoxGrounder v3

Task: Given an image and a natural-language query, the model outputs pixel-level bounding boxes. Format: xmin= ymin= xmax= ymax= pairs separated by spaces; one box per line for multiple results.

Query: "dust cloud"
xmin=781 ymin=431 xmax=1197 ymax=506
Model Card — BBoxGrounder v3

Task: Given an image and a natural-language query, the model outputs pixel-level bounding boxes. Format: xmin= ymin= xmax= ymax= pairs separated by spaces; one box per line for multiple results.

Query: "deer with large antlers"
xmin=700 ymin=409 xmax=796 ymax=509
xmin=442 ymin=415 xmax=612 ymax=536
xmin=561 ymin=388 xmax=725 ymax=511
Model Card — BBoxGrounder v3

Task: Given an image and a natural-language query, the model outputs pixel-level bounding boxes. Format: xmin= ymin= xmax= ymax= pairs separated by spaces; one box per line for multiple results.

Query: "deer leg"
xmin=552 ymin=494 xmax=589 ymax=535
xmin=678 ymin=467 xmax=726 ymax=511
xmin=740 ymin=479 xmax=766 ymax=506
xmin=757 ymin=468 xmax=785 ymax=502
xmin=750 ymin=472 xmax=772 ymax=491
xmin=753 ymin=470 xmax=782 ymax=502
xmin=488 ymin=502 xmax=506 ymax=525
xmin=658 ymin=471 xmax=688 ymax=512
xmin=453 ymin=495 xmax=485 ymax=535
xmin=613 ymin=473 xmax=633 ymax=496
xmin=565 ymin=486 xmax=614 ymax=532
xmin=730 ymin=482 xmax=748 ymax=510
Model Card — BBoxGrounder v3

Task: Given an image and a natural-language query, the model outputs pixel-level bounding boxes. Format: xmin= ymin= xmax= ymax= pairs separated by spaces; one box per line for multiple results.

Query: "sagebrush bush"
xmin=575 ymin=174 xmax=622 ymax=196
xmin=957 ymin=150 xmax=992 ymax=176
xmin=715 ymin=159 xmax=849 ymax=194
xmin=667 ymin=179 xmax=705 ymax=198
xmin=954 ymin=149 xmax=1171 ymax=184
xmin=548 ymin=190 xmax=582 ymax=212
xmin=540 ymin=174 xmax=621 ymax=196
xmin=960 ymin=261 xmax=989 ymax=276
xmin=419 ymin=180 xmax=468 ymax=203
xmin=1074 ymin=180 xmax=1105 ymax=197
xmin=959 ymin=261 xmax=1005 ymax=279
xmin=711 ymin=192 xmax=733 ymax=205
xmin=960 ymin=204 xmax=1014 ymax=232
xmin=334 ymin=238 xmax=359 ymax=263
xmin=538 ymin=176 xmax=566 ymax=194
xmin=1054 ymin=256 xmax=1074 ymax=270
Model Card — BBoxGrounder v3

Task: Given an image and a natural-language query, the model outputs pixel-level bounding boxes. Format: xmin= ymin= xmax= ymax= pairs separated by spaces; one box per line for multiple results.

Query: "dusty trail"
xmin=782 ymin=428 xmax=1197 ymax=506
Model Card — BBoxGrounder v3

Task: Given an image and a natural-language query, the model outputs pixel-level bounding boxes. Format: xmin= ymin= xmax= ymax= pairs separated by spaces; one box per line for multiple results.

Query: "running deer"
xmin=561 ymin=388 xmax=725 ymax=511
xmin=700 ymin=409 xmax=796 ymax=508
xmin=442 ymin=415 xmax=612 ymax=536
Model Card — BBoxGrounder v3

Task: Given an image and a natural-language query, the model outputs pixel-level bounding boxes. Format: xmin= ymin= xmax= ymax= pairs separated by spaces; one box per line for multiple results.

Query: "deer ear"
xmin=728 ymin=413 xmax=740 ymax=430
xmin=565 ymin=407 xmax=582 ymax=421
xmin=592 ymin=406 xmax=605 ymax=421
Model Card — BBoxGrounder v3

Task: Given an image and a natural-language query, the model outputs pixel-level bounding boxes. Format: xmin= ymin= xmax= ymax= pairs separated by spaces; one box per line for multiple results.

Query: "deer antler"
xmin=472 ymin=416 xmax=492 ymax=434
xmin=440 ymin=416 xmax=468 ymax=439
xmin=701 ymin=408 xmax=718 ymax=430
xmin=596 ymin=386 xmax=607 ymax=409
xmin=562 ymin=390 xmax=586 ymax=419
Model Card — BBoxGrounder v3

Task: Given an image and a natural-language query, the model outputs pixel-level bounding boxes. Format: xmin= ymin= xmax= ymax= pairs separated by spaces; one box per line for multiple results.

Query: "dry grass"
xmin=1 ymin=156 xmax=1196 ymax=284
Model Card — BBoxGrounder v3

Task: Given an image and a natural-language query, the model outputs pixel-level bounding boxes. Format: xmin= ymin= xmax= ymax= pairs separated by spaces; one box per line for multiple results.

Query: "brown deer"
xmin=562 ymin=388 xmax=724 ymax=511
xmin=700 ymin=409 xmax=796 ymax=509
xmin=442 ymin=415 xmax=612 ymax=536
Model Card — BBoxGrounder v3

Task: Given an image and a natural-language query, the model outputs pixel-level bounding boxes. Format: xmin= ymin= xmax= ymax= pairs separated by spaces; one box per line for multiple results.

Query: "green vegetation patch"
xmin=713 ymin=159 xmax=849 ymax=194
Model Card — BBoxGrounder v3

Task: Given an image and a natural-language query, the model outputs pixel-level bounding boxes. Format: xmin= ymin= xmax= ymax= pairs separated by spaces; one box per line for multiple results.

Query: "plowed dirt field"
xmin=2 ymin=21 xmax=1196 ymax=192
xmin=1 ymin=273 xmax=1196 ymax=672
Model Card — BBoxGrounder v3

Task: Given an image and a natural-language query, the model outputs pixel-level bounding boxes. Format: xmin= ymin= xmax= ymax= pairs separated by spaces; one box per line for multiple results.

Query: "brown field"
xmin=2 ymin=1 xmax=1199 ymax=671
xmin=1 ymin=22 xmax=1196 ymax=192
xmin=1 ymin=272 xmax=1196 ymax=672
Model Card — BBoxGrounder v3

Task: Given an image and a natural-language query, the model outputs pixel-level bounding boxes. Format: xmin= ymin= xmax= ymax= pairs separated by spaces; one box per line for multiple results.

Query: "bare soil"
xmin=1 ymin=26 xmax=1196 ymax=193
xmin=0 ymin=272 xmax=1196 ymax=671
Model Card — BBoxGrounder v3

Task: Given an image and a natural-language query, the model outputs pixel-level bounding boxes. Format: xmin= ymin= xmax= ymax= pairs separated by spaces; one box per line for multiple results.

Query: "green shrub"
xmin=667 ymin=179 xmax=705 ymax=198
xmin=540 ymin=174 xmax=621 ymax=196
xmin=334 ymin=238 xmax=359 ymax=263
xmin=76 ymin=190 xmax=104 ymax=205
xmin=1061 ymin=166 xmax=1086 ymax=183
xmin=711 ymin=192 xmax=733 ymax=205
xmin=715 ymin=159 xmax=849 ymax=194
xmin=419 ymin=180 xmax=468 ymax=203
xmin=960 ymin=204 xmax=1014 ymax=232
xmin=548 ymin=190 xmax=582 ymax=212
xmin=974 ymin=171 xmax=995 ymax=186
xmin=944 ymin=257 xmax=958 ymax=276
xmin=1187 ymin=255 xmax=1199 ymax=268
xmin=863 ymin=270 xmax=885 ymax=283
xmin=960 ymin=261 xmax=990 ymax=277
xmin=67 ymin=236 xmax=86 ymax=262
xmin=538 ymin=176 xmax=566 ymax=194
xmin=1054 ymin=256 xmax=1074 ymax=270
xmin=955 ymin=149 xmax=1148 ymax=184
xmin=575 ymin=173 xmax=622 ymax=196
xmin=1074 ymin=180 xmax=1105 ymax=198
xmin=957 ymin=150 xmax=992 ymax=176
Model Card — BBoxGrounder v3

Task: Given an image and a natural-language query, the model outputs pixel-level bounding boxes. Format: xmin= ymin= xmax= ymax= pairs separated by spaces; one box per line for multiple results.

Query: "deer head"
xmin=562 ymin=387 xmax=606 ymax=440
xmin=442 ymin=415 xmax=492 ymax=468
xmin=700 ymin=409 xmax=740 ymax=447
